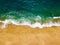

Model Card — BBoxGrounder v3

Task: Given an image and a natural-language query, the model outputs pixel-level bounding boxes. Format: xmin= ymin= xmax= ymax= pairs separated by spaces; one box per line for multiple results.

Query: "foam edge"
xmin=0 ymin=18 xmax=60 ymax=28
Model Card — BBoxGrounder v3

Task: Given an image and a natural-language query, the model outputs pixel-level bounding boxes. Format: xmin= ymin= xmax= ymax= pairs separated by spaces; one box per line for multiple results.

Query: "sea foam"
xmin=0 ymin=17 xmax=60 ymax=28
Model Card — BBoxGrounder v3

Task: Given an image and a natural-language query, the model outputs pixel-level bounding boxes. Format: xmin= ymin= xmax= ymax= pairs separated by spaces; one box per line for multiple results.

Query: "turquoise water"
xmin=0 ymin=0 xmax=60 ymax=24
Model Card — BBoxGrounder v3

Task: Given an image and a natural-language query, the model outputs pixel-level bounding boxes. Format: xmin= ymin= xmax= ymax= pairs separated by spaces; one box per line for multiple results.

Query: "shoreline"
xmin=0 ymin=20 xmax=60 ymax=28
xmin=0 ymin=16 xmax=60 ymax=28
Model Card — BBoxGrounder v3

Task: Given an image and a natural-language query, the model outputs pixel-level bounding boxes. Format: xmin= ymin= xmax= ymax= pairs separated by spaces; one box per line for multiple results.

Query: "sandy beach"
xmin=0 ymin=23 xmax=60 ymax=45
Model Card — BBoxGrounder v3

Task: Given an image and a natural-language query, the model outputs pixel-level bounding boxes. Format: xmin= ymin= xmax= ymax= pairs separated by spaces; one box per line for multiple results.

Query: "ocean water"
xmin=0 ymin=0 xmax=60 ymax=28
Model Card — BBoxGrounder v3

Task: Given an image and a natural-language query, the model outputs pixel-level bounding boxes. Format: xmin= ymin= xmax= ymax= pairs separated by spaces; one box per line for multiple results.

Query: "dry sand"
xmin=0 ymin=23 xmax=60 ymax=45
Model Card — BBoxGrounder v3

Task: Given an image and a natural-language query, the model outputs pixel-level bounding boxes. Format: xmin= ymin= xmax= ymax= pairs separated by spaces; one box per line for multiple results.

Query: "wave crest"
xmin=0 ymin=16 xmax=60 ymax=28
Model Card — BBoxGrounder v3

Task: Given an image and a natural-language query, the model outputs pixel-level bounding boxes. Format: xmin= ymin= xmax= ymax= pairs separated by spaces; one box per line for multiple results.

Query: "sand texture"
xmin=0 ymin=23 xmax=60 ymax=45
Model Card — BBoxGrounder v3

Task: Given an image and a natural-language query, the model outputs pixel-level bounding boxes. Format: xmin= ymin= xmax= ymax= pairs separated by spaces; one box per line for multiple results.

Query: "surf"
xmin=0 ymin=16 xmax=60 ymax=28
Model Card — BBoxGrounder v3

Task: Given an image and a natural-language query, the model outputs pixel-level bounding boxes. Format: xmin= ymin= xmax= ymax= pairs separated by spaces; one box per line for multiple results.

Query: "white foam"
xmin=53 ymin=17 xmax=60 ymax=19
xmin=0 ymin=17 xmax=60 ymax=28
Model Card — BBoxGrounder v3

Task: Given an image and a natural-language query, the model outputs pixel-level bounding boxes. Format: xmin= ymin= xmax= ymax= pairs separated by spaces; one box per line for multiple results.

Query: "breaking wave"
xmin=0 ymin=16 xmax=60 ymax=28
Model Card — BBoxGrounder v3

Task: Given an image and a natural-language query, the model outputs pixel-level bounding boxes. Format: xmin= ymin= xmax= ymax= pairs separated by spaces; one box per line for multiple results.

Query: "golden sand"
xmin=0 ymin=23 xmax=60 ymax=45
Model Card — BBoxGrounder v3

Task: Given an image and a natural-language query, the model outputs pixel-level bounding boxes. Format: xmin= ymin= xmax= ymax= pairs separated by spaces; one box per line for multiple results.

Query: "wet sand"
xmin=0 ymin=23 xmax=60 ymax=45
